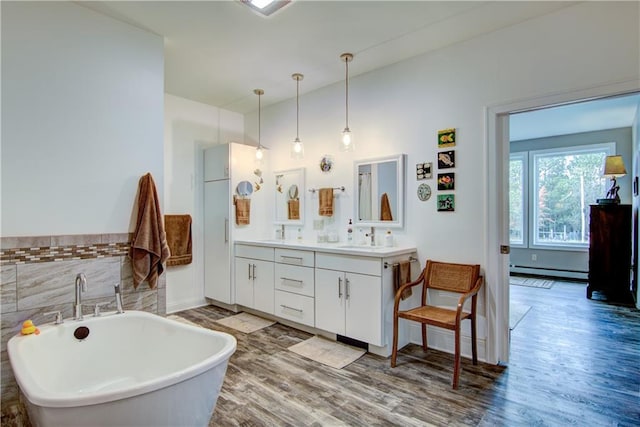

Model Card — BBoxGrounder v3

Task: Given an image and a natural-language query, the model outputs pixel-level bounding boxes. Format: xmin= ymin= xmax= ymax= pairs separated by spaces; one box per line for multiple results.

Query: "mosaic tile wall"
xmin=0 ymin=233 xmax=167 ymax=416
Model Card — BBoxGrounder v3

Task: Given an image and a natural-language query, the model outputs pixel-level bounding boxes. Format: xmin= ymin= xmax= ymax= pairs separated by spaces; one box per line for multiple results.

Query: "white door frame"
xmin=485 ymin=79 xmax=640 ymax=364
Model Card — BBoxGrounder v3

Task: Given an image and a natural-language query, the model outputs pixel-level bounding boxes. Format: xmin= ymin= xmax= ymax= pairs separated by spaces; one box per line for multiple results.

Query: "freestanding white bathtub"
xmin=8 ymin=310 xmax=236 ymax=427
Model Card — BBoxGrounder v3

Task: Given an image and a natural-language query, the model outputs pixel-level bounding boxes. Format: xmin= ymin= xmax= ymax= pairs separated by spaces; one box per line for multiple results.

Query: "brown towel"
xmin=319 ymin=188 xmax=334 ymax=217
xmin=235 ymin=197 xmax=251 ymax=225
xmin=393 ymin=261 xmax=412 ymax=300
xmin=288 ymin=199 xmax=300 ymax=220
xmin=129 ymin=173 xmax=171 ymax=290
xmin=165 ymin=214 xmax=193 ymax=267
xmin=380 ymin=192 xmax=393 ymax=221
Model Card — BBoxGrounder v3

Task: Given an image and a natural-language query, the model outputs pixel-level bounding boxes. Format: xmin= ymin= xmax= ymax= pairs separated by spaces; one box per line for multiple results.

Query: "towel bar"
xmin=384 ymin=256 xmax=419 ymax=269
xmin=309 ymin=186 xmax=345 ymax=193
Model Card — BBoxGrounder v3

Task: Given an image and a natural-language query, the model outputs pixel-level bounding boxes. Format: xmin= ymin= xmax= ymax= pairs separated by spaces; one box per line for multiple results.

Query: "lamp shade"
xmin=603 ymin=155 xmax=626 ymax=178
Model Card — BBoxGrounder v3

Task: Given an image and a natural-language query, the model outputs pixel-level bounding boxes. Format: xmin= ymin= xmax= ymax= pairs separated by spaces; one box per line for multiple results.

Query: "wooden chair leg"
xmin=453 ymin=327 xmax=461 ymax=390
xmin=391 ymin=314 xmax=399 ymax=368
xmin=421 ymin=323 xmax=427 ymax=351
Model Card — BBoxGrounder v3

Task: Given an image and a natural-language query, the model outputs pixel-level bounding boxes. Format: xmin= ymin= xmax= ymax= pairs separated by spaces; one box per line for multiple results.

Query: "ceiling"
xmin=79 ymin=0 xmax=578 ymax=114
xmin=510 ymin=93 xmax=640 ymax=142
xmin=78 ymin=1 xmax=638 ymax=140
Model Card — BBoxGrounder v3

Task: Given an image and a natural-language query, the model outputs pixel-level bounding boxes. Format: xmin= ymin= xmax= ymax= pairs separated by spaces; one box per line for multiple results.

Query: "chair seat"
xmin=398 ymin=305 xmax=471 ymax=329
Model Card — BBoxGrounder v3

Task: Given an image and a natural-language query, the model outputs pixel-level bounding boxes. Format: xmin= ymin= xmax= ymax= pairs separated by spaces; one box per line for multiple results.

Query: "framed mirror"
xmin=354 ymin=154 xmax=405 ymax=228
xmin=274 ymin=168 xmax=305 ymax=225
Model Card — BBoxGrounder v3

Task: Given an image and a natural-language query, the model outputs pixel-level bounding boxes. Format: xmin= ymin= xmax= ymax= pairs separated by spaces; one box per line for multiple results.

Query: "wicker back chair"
xmin=391 ymin=260 xmax=483 ymax=389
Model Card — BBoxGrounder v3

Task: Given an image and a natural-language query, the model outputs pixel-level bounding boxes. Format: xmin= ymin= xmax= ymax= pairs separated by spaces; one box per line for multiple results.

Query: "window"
xmin=509 ymin=152 xmax=527 ymax=247
xmin=530 ymin=143 xmax=614 ymax=249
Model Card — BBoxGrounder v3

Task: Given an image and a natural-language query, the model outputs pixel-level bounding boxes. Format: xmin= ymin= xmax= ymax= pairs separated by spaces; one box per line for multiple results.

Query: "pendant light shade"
xmin=291 ymin=73 xmax=304 ymax=159
xmin=340 ymin=53 xmax=354 ymax=152
xmin=254 ymin=89 xmax=265 ymax=161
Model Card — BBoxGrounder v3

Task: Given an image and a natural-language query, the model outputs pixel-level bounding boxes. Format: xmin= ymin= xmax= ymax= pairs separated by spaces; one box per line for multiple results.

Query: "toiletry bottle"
xmin=347 ymin=219 xmax=353 ymax=243
xmin=385 ymin=230 xmax=393 ymax=247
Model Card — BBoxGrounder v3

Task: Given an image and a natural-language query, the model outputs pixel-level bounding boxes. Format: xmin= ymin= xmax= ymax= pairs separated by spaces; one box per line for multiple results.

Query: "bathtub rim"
xmin=8 ymin=310 xmax=237 ymax=408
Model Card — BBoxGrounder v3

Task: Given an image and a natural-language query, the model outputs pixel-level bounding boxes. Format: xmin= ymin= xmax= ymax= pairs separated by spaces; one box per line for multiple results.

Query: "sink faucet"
xmin=74 ymin=273 xmax=87 ymax=320
xmin=281 ymin=224 xmax=285 ymax=240
xmin=367 ymin=227 xmax=376 ymax=246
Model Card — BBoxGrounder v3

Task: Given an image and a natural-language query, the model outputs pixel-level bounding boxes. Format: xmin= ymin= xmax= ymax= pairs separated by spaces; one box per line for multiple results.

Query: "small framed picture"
xmin=437 ymin=173 xmax=455 ymax=191
xmin=437 ymin=150 xmax=455 ymax=169
xmin=416 ymin=162 xmax=432 ymax=180
xmin=437 ymin=194 xmax=455 ymax=212
xmin=438 ymin=128 xmax=456 ymax=148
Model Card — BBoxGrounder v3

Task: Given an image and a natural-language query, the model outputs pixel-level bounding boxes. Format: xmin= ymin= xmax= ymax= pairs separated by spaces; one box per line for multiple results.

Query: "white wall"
xmin=1 ymin=2 xmax=164 ymax=236
xmin=163 ymin=94 xmax=244 ymax=312
xmin=246 ymin=2 xmax=640 ymax=360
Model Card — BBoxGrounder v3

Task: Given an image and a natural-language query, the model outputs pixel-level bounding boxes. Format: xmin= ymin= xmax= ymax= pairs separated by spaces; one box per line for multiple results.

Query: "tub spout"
xmin=74 ymin=273 xmax=87 ymax=320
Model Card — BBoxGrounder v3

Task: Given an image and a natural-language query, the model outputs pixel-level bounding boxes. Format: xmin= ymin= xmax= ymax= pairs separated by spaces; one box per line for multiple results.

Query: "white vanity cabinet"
xmin=233 ymin=240 xmax=416 ymax=357
xmin=315 ymin=253 xmax=382 ymax=346
xmin=274 ymin=248 xmax=315 ymax=327
xmin=234 ymin=244 xmax=275 ymax=314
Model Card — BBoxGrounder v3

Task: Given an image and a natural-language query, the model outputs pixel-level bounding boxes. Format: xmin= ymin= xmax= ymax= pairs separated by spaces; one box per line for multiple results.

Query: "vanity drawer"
xmin=275 ymin=264 xmax=314 ymax=297
xmin=275 ymin=248 xmax=314 ymax=267
xmin=235 ymin=244 xmax=274 ymax=262
xmin=316 ymin=252 xmax=381 ymax=276
xmin=275 ymin=290 xmax=315 ymax=327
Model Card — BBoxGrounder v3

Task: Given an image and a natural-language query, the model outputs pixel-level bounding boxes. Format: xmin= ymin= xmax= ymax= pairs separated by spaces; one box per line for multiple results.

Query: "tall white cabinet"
xmin=204 ymin=143 xmax=265 ymax=304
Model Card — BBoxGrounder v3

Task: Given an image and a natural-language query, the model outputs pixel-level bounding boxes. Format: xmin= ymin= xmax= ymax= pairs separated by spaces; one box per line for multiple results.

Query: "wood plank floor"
xmin=174 ymin=280 xmax=640 ymax=427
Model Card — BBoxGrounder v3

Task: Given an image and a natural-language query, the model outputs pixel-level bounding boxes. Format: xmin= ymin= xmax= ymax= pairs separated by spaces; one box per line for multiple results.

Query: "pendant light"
xmin=291 ymin=73 xmax=304 ymax=159
xmin=340 ymin=53 xmax=354 ymax=152
xmin=254 ymin=88 xmax=265 ymax=161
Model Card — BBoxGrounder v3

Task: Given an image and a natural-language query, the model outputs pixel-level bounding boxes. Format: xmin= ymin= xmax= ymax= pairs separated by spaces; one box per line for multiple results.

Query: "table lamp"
xmin=598 ymin=155 xmax=626 ymax=204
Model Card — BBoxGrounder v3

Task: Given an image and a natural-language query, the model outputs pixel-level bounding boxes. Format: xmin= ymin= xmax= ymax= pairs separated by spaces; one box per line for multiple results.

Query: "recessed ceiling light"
xmin=240 ymin=0 xmax=292 ymax=17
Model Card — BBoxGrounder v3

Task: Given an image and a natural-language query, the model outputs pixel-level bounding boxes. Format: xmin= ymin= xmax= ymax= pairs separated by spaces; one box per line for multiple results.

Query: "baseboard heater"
xmin=510 ymin=265 xmax=588 ymax=280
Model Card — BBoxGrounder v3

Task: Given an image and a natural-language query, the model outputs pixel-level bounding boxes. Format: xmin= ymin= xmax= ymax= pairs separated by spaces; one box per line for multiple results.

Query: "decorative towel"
xmin=235 ymin=197 xmax=251 ymax=225
xmin=380 ymin=192 xmax=393 ymax=221
xmin=288 ymin=199 xmax=300 ymax=220
xmin=393 ymin=261 xmax=412 ymax=300
xmin=165 ymin=214 xmax=193 ymax=267
xmin=319 ymin=188 xmax=334 ymax=217
xmin=129 ymin=173 xmax=171 ymax=290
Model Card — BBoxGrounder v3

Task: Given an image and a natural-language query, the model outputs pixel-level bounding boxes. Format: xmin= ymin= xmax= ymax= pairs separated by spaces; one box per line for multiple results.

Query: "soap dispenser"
xmin=347 ymin=219 xmax=353 ymax=243
xmin=384 ymin=230 xmax=393 ymax=247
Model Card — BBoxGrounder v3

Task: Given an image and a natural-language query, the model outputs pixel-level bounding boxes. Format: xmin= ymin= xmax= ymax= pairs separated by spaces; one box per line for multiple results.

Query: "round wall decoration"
xmin=417 ymin=183 xmax=432 ymax=201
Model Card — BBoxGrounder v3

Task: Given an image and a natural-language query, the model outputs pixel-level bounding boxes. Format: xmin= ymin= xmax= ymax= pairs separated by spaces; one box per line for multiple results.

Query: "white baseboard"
xmin=166 ymin=298 xmax=208 ymax=314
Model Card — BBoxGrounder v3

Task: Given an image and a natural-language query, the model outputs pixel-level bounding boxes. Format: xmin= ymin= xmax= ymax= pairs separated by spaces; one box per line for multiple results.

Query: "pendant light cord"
xmin=296 ymin=77 xmax=300 ymax=139
xmin=258 ymin=91 xmax=261 ymax=147
xmin=345 ymin=57 xmax=349 ymax=129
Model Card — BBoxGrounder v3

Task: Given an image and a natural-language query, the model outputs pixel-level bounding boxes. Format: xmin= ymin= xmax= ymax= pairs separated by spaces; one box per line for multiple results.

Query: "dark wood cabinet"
xmin=588 ymin=204 xmax=633 ymax=303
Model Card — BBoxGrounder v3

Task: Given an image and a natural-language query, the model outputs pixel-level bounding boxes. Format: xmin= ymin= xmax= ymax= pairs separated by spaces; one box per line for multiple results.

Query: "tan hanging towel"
xmin=318 ymin=188 xmax=334 ymax=217
xmin=235 ymin=197 xmax=251 ymax=225
xmin=393 ymin=260 xmax=412 ymax=300
xmin=165 ymin=214 xmax=193 ymax=267
xmin=129 ymin=173 xmax=171 ymax=290
xmin=288 ymin=199 xmax=300 ymax=220
xmin=380 ymin=192 xmax=393 ymax=221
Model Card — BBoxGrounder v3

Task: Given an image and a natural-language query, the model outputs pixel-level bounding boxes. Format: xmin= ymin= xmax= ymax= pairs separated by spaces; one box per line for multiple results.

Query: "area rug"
xmin=288 ymin=336 xmax=366 ymax=369
xmin=215 ymin=312 xmax=275 ymax=333
xmin=510 ymin=276 xmax=554 ymax=289
xmin=509 ymin=303 xmax=531 ymax=330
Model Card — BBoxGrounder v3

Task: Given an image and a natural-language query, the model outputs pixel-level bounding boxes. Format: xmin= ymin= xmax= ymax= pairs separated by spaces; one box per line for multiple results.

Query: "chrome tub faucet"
xmin=74 ymin=273 xmax=87 ymax=320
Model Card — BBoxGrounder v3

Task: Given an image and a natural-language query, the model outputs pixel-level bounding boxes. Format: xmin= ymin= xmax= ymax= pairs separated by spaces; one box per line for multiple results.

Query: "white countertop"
xmin=235 ymin=239 xmax=417 ymax=258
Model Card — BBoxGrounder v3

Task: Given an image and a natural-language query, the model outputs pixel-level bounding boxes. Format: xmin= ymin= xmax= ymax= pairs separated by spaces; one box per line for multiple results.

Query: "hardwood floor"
xmin=175 ymin=280 xmax=640 ymax=427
